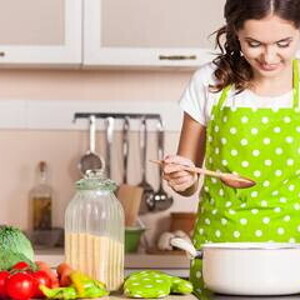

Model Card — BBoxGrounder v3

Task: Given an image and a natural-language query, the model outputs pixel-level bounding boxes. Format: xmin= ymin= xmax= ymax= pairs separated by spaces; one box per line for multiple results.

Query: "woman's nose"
xmin=262 ymin=46 xmax=277 ymax=63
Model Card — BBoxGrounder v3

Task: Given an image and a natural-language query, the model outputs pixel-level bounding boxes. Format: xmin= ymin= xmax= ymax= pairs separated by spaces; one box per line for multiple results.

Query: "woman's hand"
xmin=162 ymin=155 xmax=198 ymax=193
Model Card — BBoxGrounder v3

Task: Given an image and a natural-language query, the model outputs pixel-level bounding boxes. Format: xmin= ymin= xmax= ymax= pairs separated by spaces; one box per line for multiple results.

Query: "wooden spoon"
xmin=150 ymin=159 xmax=256 ymax=189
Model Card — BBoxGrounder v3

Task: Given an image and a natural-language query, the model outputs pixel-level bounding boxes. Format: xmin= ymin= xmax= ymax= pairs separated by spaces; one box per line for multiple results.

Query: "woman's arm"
xmin=163 ymin=112 xmax=206 ymax=196
xmin=177 ymin=113 xmax=206 ymax=168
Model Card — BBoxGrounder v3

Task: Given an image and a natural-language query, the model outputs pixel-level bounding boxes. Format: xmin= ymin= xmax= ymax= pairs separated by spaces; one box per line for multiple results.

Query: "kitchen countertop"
xmin=35 ymin=248 xmax=190 ymax=277
xmin=79 ymin=293 xmax=300 ymax=300
xmin=210 ymin=295 xmax=300 ymax=299
xmin=104 ymin=295 xmax=197 ymax=300
xmin=37 ymin=249 xmax=300 ymax=299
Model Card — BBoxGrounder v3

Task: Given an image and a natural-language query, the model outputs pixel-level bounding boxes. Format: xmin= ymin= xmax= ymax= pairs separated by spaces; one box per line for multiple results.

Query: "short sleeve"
xmin=179 ymin=63 xmax=216 ymax=126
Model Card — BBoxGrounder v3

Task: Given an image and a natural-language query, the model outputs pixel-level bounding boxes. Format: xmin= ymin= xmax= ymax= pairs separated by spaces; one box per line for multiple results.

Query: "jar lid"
xmin=76 ymin=170 xmax=117 ymax=191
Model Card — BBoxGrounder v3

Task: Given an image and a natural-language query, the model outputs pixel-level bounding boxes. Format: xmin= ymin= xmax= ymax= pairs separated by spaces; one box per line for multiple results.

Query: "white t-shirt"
xmin=179 ymin=62 xmax=294 ymax=126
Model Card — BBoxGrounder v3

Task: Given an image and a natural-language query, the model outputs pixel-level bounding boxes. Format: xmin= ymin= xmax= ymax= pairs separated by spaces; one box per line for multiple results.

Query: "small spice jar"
xmin=65 ymin=170 xmax=124 ymax=291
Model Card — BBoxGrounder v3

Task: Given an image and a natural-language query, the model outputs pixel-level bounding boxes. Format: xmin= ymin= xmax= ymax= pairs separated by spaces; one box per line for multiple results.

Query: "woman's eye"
xmin=247 ymin=41 xmax=261 ymax=48
xmin=276 ymin=42 xmax=290 ymax=48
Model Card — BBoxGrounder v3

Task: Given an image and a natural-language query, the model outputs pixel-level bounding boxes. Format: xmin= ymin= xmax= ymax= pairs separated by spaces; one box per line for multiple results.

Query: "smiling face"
xmin=237 ymin=14 xmax=300 ymax=79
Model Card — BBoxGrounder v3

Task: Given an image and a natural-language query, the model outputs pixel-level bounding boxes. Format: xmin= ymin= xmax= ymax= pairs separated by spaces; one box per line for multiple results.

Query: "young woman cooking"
xmin=162 ymin=0 xmax=300 ymax=296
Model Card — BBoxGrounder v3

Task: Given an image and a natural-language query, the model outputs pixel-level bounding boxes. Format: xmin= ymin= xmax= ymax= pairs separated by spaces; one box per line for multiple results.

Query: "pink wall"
xmin=0 ymin=69 xmax=199 ymax=246
xmin=0 ymin=69 xmax=192 ymax=101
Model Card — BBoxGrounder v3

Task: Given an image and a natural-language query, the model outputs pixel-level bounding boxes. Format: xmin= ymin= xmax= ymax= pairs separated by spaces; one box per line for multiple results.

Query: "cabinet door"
xmin=83 ymin=0 xmax=225 ymax=68
xmin=0 ymin=0 xmax=82 ymax=67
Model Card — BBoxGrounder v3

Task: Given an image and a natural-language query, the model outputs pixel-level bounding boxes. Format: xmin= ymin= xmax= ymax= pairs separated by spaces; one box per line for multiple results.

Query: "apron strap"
xmin=293 ymin=59 xmax=300 ymax=108
xmin=211 ymin=84 xmax=231 ymax=118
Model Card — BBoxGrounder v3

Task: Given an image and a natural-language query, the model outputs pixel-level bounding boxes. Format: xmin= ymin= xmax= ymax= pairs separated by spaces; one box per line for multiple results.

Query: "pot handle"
xmin=170 ymin=238 xmax=203 ymax=259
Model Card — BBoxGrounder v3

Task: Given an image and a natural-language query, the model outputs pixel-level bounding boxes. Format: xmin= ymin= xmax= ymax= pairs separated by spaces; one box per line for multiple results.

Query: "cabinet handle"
xmin=0 ymin=52 xmax=5 ymax=57
xmin=159 ymin=55 xmax=197 ymax=60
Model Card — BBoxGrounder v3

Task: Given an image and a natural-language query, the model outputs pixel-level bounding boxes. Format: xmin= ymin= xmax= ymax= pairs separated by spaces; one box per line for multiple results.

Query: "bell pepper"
xmin=70 ymin=271 xmax=109 ymax=298
xmin=39 ymin=285 xmax=77 ymax=299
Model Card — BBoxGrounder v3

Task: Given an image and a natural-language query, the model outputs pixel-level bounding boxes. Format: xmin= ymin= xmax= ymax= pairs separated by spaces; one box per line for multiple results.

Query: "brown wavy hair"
xmin=210 ymin=0 xmax=300 ymax=93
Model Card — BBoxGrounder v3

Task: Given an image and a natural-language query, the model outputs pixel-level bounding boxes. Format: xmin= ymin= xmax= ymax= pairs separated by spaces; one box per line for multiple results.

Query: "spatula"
xmin=117 ymin=117 xmax=143 ymax=227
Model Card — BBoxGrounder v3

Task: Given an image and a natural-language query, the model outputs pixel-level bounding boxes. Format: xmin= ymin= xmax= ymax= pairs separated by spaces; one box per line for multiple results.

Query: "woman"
xmin=163 ymin=0 xmax=300 ymax=296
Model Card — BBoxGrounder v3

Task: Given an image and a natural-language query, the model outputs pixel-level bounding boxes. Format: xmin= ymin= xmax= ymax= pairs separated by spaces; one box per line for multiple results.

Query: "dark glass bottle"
xmin=30 ymin=161 xmax=52 ymax=230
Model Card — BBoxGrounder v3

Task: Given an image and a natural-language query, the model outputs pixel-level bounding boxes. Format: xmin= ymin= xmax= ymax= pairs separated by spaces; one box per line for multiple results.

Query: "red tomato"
xmin=0 ymin=271 xmax=9 ymax=298
xmin=5 ymin=273 xmax=35 ymax=300
xmin=41 ymin=269 xmax=59 ymax=288
xmin=11 ymin=262 xmax=30 ymax=271
xmin=30 ymin=270 xmax=52 ymax=298
xmin=35 ymin=261 xmax=59 ymax=288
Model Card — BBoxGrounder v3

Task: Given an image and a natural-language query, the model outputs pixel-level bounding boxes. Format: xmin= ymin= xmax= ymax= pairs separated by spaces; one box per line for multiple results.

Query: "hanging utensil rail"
xmin=73 ymin=112 xmax=162 ymax=122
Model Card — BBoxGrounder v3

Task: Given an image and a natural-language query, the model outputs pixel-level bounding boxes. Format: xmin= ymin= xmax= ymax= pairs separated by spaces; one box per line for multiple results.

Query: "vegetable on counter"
xmin=39 ymin=286 xmax=78 ymax=300
xmin=36 ymin=261 xmax=59 ymax=288
xmin=0 ymin=261 xmax=54 ymax=300
xmin=40 ymin=271 xmax=109 ymax=299
xmin=56 ymin=263 xmax=73 ymax=287
xmin=5 ymin=272 xmax=36 ymax=300
xmin=0 ymin=271 xmax=10 ymax=298
xmin=70 ymin=271 xmax=108 ymax=298
xmin=0 ymin=225 xmax=34 ymax=262
xmin=0 ymin=250 xmax=36 ymax=272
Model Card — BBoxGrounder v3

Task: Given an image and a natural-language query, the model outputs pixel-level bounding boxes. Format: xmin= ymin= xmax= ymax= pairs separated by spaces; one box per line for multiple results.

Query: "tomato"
xmin=56 ymin=263 xmax=72 ymax=287
xmin=30 ymin=270 xmax=52 ymax=298
xmin=6 ymin=273 xmax=35 ymax=300
xmin=35 ymin=261 xmax=59 ymax=288
xmin=35 ymin=261 xmax=51 ymax=272
xmin=0 ymin=271 xmax=9 ymax=298
xmin=11 ymin=262 xmax=30 ymax=271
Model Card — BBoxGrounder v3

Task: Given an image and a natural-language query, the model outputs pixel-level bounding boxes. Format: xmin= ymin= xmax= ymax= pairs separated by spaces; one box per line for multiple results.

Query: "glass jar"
xmin=65 ymin=170 xmax=124 ymax=291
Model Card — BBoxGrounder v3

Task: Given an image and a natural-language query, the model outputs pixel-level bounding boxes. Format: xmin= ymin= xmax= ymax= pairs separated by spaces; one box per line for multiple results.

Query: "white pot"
xmin=171 ymin=238 xmax=300 ymax=296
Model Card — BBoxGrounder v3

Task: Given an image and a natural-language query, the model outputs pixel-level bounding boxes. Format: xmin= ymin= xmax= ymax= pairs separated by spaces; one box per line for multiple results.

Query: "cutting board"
xmin=117 ymin=184 xmax=143 ymax=227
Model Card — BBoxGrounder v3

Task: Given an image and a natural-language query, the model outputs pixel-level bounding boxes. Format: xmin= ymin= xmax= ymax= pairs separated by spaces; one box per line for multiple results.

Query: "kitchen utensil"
xmin=147 ymin=119 xmax=173 ymax=211
xmin=104 ymin=116 xmax=114 ymax=178
xmin=138 ymin=117 xmax=156 ymax=213
xmin=117 ymin=117 xmax=144 ymax=227
xmin=150 ymin=159 xmax=256 ymax=189
xmin=78 ymin=115 xmax=104 ymax=176
xmin=171 ymin=238 xmax=300 ymax=296
xmin=123 ymin=116 xmax=130 ymax=184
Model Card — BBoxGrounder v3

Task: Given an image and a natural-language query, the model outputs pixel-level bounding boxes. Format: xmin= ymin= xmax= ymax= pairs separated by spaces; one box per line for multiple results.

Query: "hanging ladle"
xmin=146 ymin=119 xmax=173 ymax=211
xmin=78 ymin=115 xmax=105 ymax=176
xmin=150 ymin=160 xmax=256 ymax=189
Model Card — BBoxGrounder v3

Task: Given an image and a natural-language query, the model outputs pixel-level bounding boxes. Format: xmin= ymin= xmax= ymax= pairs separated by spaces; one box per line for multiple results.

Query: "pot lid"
xmin=202 ymin=242 xmax=300 ymax=250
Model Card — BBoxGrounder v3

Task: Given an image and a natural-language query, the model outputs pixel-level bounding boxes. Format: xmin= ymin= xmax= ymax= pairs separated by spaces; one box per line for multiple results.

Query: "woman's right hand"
xmin=162 ymin=155 xmax=198 ymax=193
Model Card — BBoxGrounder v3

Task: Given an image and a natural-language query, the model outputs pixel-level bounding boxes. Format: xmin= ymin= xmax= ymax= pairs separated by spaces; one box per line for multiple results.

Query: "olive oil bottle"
xmin=30 ymin=161 xmax=52 ymax=230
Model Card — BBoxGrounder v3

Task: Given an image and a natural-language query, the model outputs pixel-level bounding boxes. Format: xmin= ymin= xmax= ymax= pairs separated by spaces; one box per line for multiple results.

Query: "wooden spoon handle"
xmin=149 ymin=159 xmax=222 ymax=178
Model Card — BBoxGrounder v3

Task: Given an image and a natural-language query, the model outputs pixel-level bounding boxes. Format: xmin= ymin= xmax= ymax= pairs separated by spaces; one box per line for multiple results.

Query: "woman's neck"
xmin=250 ymin=65 xmax=293 ymax=97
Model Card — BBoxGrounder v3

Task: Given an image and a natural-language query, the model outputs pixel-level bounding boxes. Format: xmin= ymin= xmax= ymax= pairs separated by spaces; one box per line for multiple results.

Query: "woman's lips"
xmin=257 ymin=62 xmax=281 ymax=71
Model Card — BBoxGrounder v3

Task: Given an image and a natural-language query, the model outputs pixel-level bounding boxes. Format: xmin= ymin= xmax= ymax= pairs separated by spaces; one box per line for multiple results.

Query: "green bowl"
xmin=125 ymin=227 xmax=145 ymax=253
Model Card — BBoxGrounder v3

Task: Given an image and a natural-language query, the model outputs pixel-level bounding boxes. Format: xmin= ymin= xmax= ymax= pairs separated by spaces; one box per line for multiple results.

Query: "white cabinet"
xmin=83 ymin=0 xmax=225 ymax=68
xmin=0 ymin=0 xmax=82 ymax=67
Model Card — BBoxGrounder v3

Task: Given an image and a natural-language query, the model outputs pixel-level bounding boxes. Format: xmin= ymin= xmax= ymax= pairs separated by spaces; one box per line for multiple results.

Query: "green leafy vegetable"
xmin=0 ymin=250 xmax=36 ymax=271
xmin=0 ymin=225 xmax=34 ymax=261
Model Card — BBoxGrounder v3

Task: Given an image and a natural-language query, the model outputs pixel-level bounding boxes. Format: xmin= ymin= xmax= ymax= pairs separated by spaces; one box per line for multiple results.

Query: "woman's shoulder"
xmin=191 ymin=61 xmax=218 ymax=87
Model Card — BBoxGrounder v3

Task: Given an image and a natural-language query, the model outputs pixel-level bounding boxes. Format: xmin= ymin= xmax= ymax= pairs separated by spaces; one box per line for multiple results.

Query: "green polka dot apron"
xmin=191 ymin=60 xmax=300 ymax=298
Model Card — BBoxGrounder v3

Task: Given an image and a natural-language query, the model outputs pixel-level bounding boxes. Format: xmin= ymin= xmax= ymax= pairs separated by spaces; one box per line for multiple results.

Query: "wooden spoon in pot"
xmin=150 ymin=159 xmax=256 ymax=189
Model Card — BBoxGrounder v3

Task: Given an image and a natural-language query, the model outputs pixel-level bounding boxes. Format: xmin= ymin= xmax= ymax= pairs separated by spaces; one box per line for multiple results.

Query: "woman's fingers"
xmin=162 ymin=154 xmax=197 ymax=192
xmin=164 ymin=172 xmax=197 ymax=192
xmin=167 ymin=175 xmax=197 ymax=192
xmin=164 ymin=154 xmax=194 ymax=167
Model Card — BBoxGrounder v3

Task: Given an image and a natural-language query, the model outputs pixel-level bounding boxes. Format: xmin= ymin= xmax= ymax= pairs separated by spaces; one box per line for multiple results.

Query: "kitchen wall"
xmin=0 ymin=68 xmax=199 ymax=246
